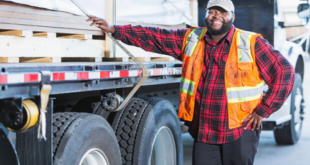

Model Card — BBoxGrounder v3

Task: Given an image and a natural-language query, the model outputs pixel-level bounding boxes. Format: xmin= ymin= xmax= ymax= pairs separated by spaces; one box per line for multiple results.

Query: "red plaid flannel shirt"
xmin=113 ymin=25 xmax=295 ymax=144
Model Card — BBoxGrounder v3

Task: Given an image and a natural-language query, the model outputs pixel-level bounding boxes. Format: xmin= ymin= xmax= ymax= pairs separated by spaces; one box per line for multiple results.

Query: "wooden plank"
xmin=57 ymin=34 xmax=92 ymax=40
xmin=151 ymin=57 xmax=173 ymax=61
xmin=0 ymin=35 xmax=105 ymax=58
xmin=0 ymin=2 xmax=105 ymax=36
xmin=102 ymin=57 xmax=173 ymax=62
xmin=129 ymin=57 xmax=174 ymax=62
xmin=0 ymin=1 xmax=87 ymax=19
xmin=33 ymin=32 xmax=56 ymax=38
xmin=0 ymin=30 xmax=32 ymax=37
xmin=0 ymin=57 xmax=19 ymax=63
xmin=0 ymin=10 xmax=87 ymax=25
xmin=0 ymin=57 xmax=103 ymax=63
xmin=175 ymin=58 xmax=182 ymax=62
xmin=1 ymin=57 xmax=173 ymax=63
xmin=0 ymin=23 xmax=104 ymax=35
xmin=0 ymin=17 xmax=98 ymax=31
xmin=62 ymin=57 xmax=97 ymax=62
xmin=129 ymin=57 xmax=151 ymax=62
xmin=102 ymin=57 xmax=129 ymax=62
xmin=19 ymin=57 xmax=61 ymax=63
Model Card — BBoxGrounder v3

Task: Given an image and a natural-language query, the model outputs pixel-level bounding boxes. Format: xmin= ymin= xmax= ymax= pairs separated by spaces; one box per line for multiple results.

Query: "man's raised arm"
xmin=86 ymin=15 xmax=187 ymax=60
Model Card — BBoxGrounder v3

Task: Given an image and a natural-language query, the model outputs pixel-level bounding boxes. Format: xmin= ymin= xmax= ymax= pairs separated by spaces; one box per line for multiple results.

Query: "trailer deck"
xmin=0 ymin=61 xmax=182 ymax=99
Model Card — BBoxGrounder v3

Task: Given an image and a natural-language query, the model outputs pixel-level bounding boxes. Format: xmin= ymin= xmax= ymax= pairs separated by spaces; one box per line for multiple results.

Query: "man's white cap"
xmin=206 ymin=0 xmax=235 ymax=13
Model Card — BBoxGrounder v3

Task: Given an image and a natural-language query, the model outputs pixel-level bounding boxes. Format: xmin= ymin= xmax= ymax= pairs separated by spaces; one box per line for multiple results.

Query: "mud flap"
xmin=0 ymin=127 xmax=19 ymax=165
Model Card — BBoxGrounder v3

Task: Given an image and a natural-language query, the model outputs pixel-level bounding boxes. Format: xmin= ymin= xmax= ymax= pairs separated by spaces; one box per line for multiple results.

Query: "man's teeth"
xmin=213 ymin=21 xmax=222 ymax=24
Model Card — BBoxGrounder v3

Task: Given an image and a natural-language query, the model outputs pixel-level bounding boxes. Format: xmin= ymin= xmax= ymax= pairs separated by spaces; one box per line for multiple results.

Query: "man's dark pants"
xmin=192 ymin=129 xmax=260 ymax=165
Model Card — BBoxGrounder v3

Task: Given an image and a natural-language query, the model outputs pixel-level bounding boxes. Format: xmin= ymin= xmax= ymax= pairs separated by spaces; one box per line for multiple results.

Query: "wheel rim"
xmin=150 ymin=126 xmax=177 ymax=165
xmin=294 ymin=87 xmax=303 ymax=137
xmin=79 ymin=148 xmax=109 ymax=165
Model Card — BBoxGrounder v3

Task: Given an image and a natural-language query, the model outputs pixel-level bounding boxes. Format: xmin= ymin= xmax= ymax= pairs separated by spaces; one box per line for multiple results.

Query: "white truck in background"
xmin=262 ymin=0 xmax=306 ymax=144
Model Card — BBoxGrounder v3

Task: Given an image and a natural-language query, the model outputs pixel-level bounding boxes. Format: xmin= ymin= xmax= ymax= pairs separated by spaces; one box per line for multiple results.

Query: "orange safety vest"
xmin=178 ymin=27 xmax=264 ymax=129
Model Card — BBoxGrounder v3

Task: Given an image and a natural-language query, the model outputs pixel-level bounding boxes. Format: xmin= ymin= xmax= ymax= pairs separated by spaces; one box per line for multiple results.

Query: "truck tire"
xmin=111 ymin=98 xmax=183 ymax=165
xmin=53 ymin=112 xmax=121 ymax=165
xmin=274 ymin=73 xmax=304 ymax=144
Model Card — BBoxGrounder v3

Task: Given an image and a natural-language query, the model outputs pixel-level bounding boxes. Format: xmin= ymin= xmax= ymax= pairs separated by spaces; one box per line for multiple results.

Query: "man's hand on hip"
xmin=244 ymin=111 xmax=264 ymax=131
xmin=86 ymin=15 xmax=115 ymax=34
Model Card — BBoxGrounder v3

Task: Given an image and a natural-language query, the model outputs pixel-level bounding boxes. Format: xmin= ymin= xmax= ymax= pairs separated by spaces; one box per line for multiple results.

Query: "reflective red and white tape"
xmin=0 ymin=68 xmax=182 ymax=85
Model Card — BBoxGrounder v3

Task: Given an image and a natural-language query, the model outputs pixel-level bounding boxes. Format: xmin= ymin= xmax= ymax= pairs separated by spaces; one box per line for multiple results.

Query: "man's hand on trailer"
xmin=86 ymin=15 xmax=115 ymax=34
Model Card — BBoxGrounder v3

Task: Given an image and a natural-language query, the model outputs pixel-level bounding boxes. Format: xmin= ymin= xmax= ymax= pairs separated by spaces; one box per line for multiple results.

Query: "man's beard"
xmin=205 ymin=19 xmax=233 ymax=35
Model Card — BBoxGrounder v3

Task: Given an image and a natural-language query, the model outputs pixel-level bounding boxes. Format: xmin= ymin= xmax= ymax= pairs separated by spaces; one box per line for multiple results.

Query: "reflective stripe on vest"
xmin=227 ymin=81 xmax=264 ymax=103
xmin=180 ymin=77 xmax=195 ymax=96
xmin=237 ymin=32 xmax=253 ymax=63
xmin=180 ymin=28 xmax=206 ymax=95
xmin=185 ymin=28 xmax=206 ymax=57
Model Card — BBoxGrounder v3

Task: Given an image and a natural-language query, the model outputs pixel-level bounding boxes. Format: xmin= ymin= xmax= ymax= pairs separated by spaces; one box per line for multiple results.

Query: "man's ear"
xmin=232 ymin=13 xmax=235 ymax=23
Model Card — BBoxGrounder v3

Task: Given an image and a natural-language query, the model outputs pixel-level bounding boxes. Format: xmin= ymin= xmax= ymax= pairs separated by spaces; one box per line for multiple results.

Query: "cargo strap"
xmin=105 ymin=32 xmax=149 ymax=111
xmin=70 ymin=0 xmax=149 ymax=112
xmin=38 ymin=71 xmax=51 ymax=140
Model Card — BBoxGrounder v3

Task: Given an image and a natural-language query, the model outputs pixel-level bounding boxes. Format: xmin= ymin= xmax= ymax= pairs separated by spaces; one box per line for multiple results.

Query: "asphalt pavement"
xmin=182 ymin=59 xmax=310 ymax=165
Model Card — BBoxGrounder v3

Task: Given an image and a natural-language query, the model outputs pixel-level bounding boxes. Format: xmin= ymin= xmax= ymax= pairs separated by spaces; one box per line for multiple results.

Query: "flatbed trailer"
xmin=0 ymin=61 xmax=184 ymax=165
xmin=0 ymin=62 xmax=182 ymax=99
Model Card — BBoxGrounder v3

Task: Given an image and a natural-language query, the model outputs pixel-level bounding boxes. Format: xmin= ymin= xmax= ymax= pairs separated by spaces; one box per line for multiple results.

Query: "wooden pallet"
xmin=0 ymin=31 xmax=105 ymax=63
xmin=0 ymin=57 xmax=177 ymax=63
xmin=0 ymin=1 xmax=112 ymax=60
xmin=0 ymin=1 xmax=186 ymax=63
xmin=0 ymin=30 xmax=102 ymax=39
xmin=0 ymin=1 xmax=104 ymax=35
xmin=0 ymin=27 xmax=180 ymax=63
xmin=102 ymin=57 xmax=175 ymax=62
xmin=0 ymin=28 xmax=179 ymax=63
xmin=0 ymin=57 xmax=107 ymax=63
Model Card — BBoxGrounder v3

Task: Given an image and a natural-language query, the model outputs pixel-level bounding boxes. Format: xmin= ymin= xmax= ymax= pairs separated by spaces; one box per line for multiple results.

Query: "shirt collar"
xmin=204 ymin=25 xmax=235 ymax=46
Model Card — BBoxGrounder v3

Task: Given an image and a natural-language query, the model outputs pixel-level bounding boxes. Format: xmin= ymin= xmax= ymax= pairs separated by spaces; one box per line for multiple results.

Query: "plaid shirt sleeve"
xmin=112 ymin=25 xmax=187 ymax=60
xmin=254 ymin=37 xmax=295 ymax=118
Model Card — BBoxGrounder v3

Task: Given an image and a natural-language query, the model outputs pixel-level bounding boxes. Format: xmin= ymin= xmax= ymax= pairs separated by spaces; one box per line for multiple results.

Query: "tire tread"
xmin=52 ymin=112 xmax=80 ymax=160
xmin=113 ymin=98 xmax=149 ymax=164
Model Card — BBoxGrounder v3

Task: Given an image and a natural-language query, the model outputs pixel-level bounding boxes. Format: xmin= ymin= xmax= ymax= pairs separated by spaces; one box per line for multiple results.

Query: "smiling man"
xmin=87 ymin=0 xmax=295 ymax=164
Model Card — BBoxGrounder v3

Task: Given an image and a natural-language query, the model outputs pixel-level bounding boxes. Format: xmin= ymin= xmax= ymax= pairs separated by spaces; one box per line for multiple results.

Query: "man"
xmin=87 ymin=0 xmax=295 ymax=164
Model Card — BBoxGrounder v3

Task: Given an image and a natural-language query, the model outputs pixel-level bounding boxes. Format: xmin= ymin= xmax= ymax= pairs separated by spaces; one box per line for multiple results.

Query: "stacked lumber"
xmin=0 ymin=1 xmax=108 ymax=63
xmin=0 ymin=0 xmax=197 ymax=63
